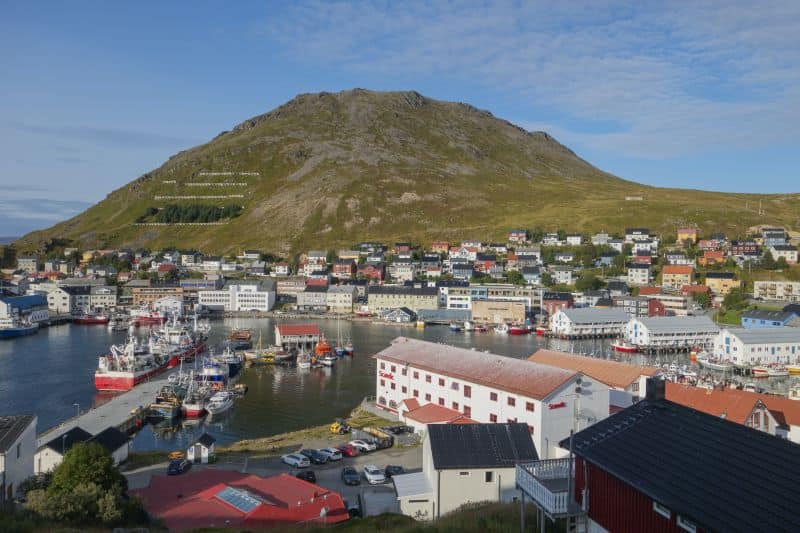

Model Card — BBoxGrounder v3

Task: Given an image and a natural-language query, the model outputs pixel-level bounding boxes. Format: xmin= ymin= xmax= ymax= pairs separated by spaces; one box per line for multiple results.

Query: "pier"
xmin=36 ymin=371 xmax=174 ymax=447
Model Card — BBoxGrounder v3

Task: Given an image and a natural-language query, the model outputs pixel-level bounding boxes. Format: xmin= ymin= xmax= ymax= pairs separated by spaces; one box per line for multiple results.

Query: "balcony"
xmin=516 ymin=459 xmax=583 ymax=518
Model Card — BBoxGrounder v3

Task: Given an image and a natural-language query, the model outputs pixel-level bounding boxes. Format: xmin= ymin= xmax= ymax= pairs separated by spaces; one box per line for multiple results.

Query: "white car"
xmin=318 ymin=447 xmax=343 ymax=461
xmin=349 ymin=439 xmax=377 ymax=452
xmin=282 ymin=453 xmax=311 ymax=468
xmin=363 ymin=464 xmax=386 ymax=485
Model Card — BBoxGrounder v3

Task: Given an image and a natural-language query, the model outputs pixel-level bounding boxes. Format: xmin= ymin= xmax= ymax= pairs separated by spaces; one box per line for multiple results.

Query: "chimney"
xmin=646 ymin=378 xmax=665 ymax=401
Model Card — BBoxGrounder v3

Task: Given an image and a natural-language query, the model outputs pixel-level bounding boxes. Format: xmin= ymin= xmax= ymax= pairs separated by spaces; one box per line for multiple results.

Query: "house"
xmin=661 ymin=265 xmax=694 ymax=289
xmin=34 ymin=427 xmax=92 ymax=474
xmin=186 ymin=433 xmax=216 ymax=464
xmin=487 ymin=243 xmax=508 ymax=254
xmin=274 ymin=323 xmax=321 ymax=351
xmin=521 ymin=266 xmax=542 ymax=285
xmin=394 ymin=242 xmax=412 ymax=256
xmin=680 ymin=284 xmax=711 ymax=300
xmin=606 ymin=280 xmax=629 ymax=297
xmin=542 ymin=292 xmax=574 ymax=316
xmin=474 ymin=254 xmax=497 ymax=273
xmin=388 ymin=260 xmax=416 ymax=282
xmin=430 ymin=241 xmax=450 ymax=254
xmin=374 ymin=337 xmax=609 ymax=459
xmin=357 ymin=262 xmax=385 ymax=282
xmin=295 ymin=285 xmax=328 ymax=312
xmin=450 ymin=261 xmax=474 ymax=280
xmin=16 ymin=257 xmax=38 ymax=274
xmin=565 ymin=234 xmax=582 ymax=246
xmin=741 ymin=309 xmax=798 ymax=328
xmin=542 ymin=233 xmax=561 ymax=246
xmin=625 ymin=316 xmax=720 ymax=349
xmin=326 ymin=285 xmax=357 ymax=313
xmin=762 ymin=227 xmax=788 ymax=247
xmin=508 ymin=229 xmax=530 ymax=243
xmin=754 ymin=280 xmax=800 ymax=302
xmin=624 ymin=227 xmax=650 ymax=243
xmin=383 ymin=306 xmax=417 ymax=323
xmin=632 ymin=250 xmax=652 ymax=265
xmin=517 ymin=380 xmax=800 ymax=533
xmin=730 ymin=240 xmax=759 ymax=257
xmin=704 ymin=271 xmax=740 ymax=295
xmin=553 ymin=251 xmax=574 ymax=263
xmin=88 ymin=426 xmax=130 ymax=465
xmin=271 ymin=262 xmax=290 ymax=277
xmin=676 ymin=227 xmax=698 ymax=244
xmin=0 ymin=415 xmax=37 ymax=504
xmin=131 ymin=470 xmax=348 ymax=531
xmin=771 ymin=245 xmax=799 ymax=264
xmin=549 ymin=308 xmax=629 ymax=338
xmin=332 ymin=259 xmax=356 ymax=279
xmin=626 ymin=264 xmax=650 ymax=286
xmin=713 ymin=327 xmax=800 ymax=365
xmin=665 ymin=252 xmax=694 ymax=266
xmin=550 ymin=265 xmax=574 ymax=285
xmin=368 ymin=286 xmax=438 ymax=314
xmin=596 ymin=251 xmax=618 ymax=267
xmin=198 ymin=281 xmax=275 ymax=312
xmin=399 ymin=403 xmax=476 ymax=433
xmin=393 ymin=423 xmax=538 ymax=521
xmin=528 ymin=350 xmax=660 ymax=409
xmin=698 ymin=249 xmax=725 ymax=267
xmin=0 ymin=294 xmax=49 ymax=323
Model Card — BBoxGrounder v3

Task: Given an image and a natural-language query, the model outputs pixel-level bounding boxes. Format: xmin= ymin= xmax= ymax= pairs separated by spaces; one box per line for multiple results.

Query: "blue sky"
xmin=2 ymin=1 xmax=799 ymax=235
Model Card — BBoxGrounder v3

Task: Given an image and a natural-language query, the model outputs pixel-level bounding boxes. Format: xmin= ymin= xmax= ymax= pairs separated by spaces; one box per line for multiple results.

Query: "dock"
xmin=36 ymin=371 xmax=174 ymax=447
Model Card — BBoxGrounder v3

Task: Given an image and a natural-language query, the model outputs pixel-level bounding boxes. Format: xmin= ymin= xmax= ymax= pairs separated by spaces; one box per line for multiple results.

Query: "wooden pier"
xmin=36 ymin=371 xmax=174 ymax=447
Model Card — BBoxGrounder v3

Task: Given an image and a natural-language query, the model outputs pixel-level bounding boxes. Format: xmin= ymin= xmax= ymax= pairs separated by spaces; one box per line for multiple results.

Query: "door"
xmin=194 ymin=444 xmax=203 ymax=463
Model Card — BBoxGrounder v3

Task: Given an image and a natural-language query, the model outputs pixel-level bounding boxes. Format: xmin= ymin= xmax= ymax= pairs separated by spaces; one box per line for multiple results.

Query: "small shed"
xmin=187 ymin=433 xmax=216 ymax=464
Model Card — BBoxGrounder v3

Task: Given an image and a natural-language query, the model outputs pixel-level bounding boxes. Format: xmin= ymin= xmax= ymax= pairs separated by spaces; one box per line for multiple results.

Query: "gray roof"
xmin=0 ymin=415 xmax=35 ymax=453
xmin=742 ymin=310 xmax=797 ymax=322
xmin=428 ymin=423 xmax=538 ymax=469
xmin=634 ymin=316 xmax=720 ymax=334
xmin=560 ymin=308 xmax=629 ymax=324
xmin=723 ymin=327 xmax=800 ymax=344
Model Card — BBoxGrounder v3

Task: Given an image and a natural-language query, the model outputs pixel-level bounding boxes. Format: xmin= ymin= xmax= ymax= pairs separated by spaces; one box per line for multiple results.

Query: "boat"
xmin=535 ymin=326 xmax=548 ymax=336
xmin=148 ymin=402 xmax=180 ymax=420
xmin=205 ymin=391 xmax=235 ymax=414
xmin=315 ymin=335 xmax=333 ymax=356
xmin=611 ymin=339 xmax=638 ymax=353
xmin=195 ymin=357 xmax=228 ymax=389
xmin=319 ymin=354 xmax=337 ymax=367
xmin=94 ymin=333 xmax=174 ymax=391
xmin=752 ymin=366 xmax=770 ymax=378
xmin=494 ymin=323 xmax=509 ymax=334
xmin=0 ymin=318 xmax=39 ymax=339
xmin=73 ymin=313 xmax=110 ymax=324
xmin=181 ymin=376 xmax=208 ymax=418
xmin=297 ymin=352 xmax=312 ymax=369
xmin=697 ymin=355 xmax=734 ymax=372
xmin=509 ymin=324 xmax=532 ymax=335
xmin=449 ymin=323 xmax=462 ymax=332
xmin=214 ymin=347 xmax=243 ymax=379
xmin=786 ymin=364 xmax=800 ymax=375
xmin=129 ymin=306 xmax=166 ymax=325
xmin=768 ymin=366 xmax=790 ymax=378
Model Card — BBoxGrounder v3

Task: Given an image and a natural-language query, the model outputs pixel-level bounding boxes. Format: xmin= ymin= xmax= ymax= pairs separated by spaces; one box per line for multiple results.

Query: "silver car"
xmin=318 ymin=447 xmax=343 ymax=461
xmin=282 ymin=453 xmax=311 ymax=468
xmin=363 ymin=464 xmax=386 ymax=485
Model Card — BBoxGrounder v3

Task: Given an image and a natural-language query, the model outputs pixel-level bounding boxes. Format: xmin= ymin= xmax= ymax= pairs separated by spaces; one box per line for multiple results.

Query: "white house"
xmin=625 ymin=316 xmax=720 ymax=349
xmin=771 ymin=245 xmax=799 ymax=264
xmin=713 ymin=327 xmax=800 ymax=365
xmin=549 ymin=308 xmax=629 ymax=337
xmin=186 ymin=433 xmax=216 ymax=464
xmin=326 ymin=285 xmax=358 ymax=313
xmin=753 ymin=280 xmax=800 ymax=302
xmin=626 ymin=264 xmax=650 ymax=286
xmin=565 ymin=234 xmax=583 ymax=246
xmin=550 ymin=265 xmax=574 ymax=285
xmin=198 ymin=281 xmax=275 ymax=312
xmin=393 ymin=423 xmax=538 ymax=521
xmin=0 ymin=414 xmax=37 ymax=504
xmin=373 ymin=337 xmax=610 ymax=459
xmin=34 ymin=427 xmax=92 ymax=474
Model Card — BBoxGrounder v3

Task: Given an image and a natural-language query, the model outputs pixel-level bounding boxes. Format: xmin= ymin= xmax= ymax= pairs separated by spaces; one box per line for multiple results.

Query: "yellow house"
xmin=705 ymin=272 xmax=741 ymax=295
xmin=677 ymin=228 xmax=698 ymax=244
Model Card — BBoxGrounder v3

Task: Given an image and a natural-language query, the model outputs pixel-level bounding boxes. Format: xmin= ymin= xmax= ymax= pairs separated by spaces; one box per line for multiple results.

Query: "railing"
xmin=516 ymin=459 xmax=575 ymax=516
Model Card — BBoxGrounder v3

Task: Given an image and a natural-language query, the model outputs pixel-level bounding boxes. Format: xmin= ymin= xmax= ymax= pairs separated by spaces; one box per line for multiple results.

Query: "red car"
xmin=337 ymin=444 xmax=360 ymax=457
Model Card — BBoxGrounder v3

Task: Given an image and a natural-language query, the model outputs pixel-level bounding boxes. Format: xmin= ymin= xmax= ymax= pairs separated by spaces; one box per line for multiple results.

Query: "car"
xmin=299 ymin=449 xmax=328 ymax=465
xmin=282 ymin=453 xmax=311 ymax=468
xmin=341 ymin=466 xmax=361 ymax=486
xmin=337 ymin=444 xmax=360 ymax=457
xmin=318 ymin=447 xmax=343 ymax=461
xmin=167 ymin=459 xmax=191 ymax=476
xmin=295 ymin=470 xmax=317 ymax=483
xmin=384 ymin=465 xmax=405 ymax=477
xmin=383 ymin=425 xmax=414 ymax=435
xmin=363 ymin=464 xmax=386 ymax=485
xmin=349 ymin=439 xmax=377 ymax=452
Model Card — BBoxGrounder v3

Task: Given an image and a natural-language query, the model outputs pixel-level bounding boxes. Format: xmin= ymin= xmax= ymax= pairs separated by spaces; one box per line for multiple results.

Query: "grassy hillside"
xmin=16 ymin=89 xmax=800 ymax=255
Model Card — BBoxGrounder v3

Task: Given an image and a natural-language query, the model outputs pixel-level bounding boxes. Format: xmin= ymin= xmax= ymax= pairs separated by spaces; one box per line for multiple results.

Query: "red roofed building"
xmin=430 ymin=241 xmax=450 ymax=254
xmin=681 ymin=284 xmax=711 ymax=298
xmin=130 ymin=470 xmax=348 ymax=531
xmin=357 ymin=263 xmax=385 ymax=282
xmin=638 ymin=286 xmax=661 ymax=296
xmin=698 ymin=249 xmax=725 ymax=266
xmin=401 ymin=402 xmax=478 ymax=432
xmin=274 ymin=323 xmax=321 ymax=351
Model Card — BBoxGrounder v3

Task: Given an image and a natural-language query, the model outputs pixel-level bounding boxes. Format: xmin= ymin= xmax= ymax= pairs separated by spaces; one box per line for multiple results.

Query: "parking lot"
xmin=125 ymin=440 xmax=422 ymax=516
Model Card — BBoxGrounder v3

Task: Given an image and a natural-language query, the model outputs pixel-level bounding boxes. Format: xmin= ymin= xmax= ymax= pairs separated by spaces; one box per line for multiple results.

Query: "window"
xmin=464 ymin=385 xmax=472 ymax=398
xmin=507 ymin=418 xmax=516 ymax=423
xmin=438 ymin=397 xmax=445 ymax=406
xmin=401 ymin=386 xmax=407 ymax=394
xmin=409 ymin=499 xmax=429 ymax=503
xmin=380 ymin=379 xmax=385 ymax=387
xmin=402 ymin=368 xmax=407 ymax=376
xmin=528 ymin=425 xmax=534 ymax=434
xmin=413 ymin=371 xmax=419 ymax=379
xmin=451 ymin=382 xmax=459 ymax=391
xmin=425 ymin=393 xmax=431 ymax=401
xmin=526 ymin=402 xmax=534 ymax=412
xmin=485 ymin=471 xmax=494 ymax=482
xmin=463 ymin=405 xmax=471 ymax=417
xmin=426 ymin=374 xmax=431 ymax=383
xmin=653 ymin=501 xmax=671 ymax=519
xmin=17 ymin=442 xmax=21 ymax=459
xmin=439 ymin=378 xmax=445 ymax=386
xmin=508 ymin=397 xmax=516 ymax=407
xmin=489 ymin=414 xmax=497 ymax=422
xmin=490 ymin=392 xmax=498 ymax=401
xmin=391 ymin=365 xmax=396 ymax=372
xmin=380 ymin=362 xmax=385 ymax=370
xmin=459 ymin=472 xmax=470 ymax=476
xmin=413 ymin=389 xmax=419 ymax=398
xmin=677 ymin=516 xmax=697 ymax=533
xmin=390 ymin=383 xmax=396 ymax=390
xmin=631 ymin=382 xmax=639 ymax=392
xmin=452 ymin=401 xmax=459 ymax=410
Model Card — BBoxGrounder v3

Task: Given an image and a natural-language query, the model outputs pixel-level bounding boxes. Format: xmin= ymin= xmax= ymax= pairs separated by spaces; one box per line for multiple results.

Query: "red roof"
xmin=400 ymin=398 xmax=420 ymax=411
xmin=157 ymin=264 xmax=176 ymax=272
xmin=276 ymin=324 xmax=321 ymax=336
xmin=665 ymin=382 xmax=761 ymax=424
xmin=404 ymin=403 xmax=477 ymax=424
xmin=305 ymin=278 xmax=329 ymax=287
xmin=681 ymin=284 xmax=710 ymax=294
xmin=130 ymin=470 xmax=348 ymax=531
xmin=528 ymin=350 xmax=658 ymax=389
xmin=704 ymin=250 xmax=725 ymax=259
xmin=375 ymin=337 xmax=578 ymax=400
xmin=638 ymin=286 xmax=661 ymax=296
xmin=663 ymin=265 xmax=693 ymax=275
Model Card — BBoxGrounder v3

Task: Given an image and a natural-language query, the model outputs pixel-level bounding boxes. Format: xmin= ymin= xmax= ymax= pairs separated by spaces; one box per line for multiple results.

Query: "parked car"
xmin=341 ymin=466 xmax=361 ymax=486
xmin=383 ymin=425 xmax=414 ymax=435
xmin=349 ymin=439 xmax=377 ymax=453
xmin=363 ymin=464 xmax=386 ymax=485
xmin=299 ymin=449 xmax=328 ymax=465
xmin=282 ymin=453 xmax=311 ymax=468
xmin=318 ymin=447 xmax=343 ymax=461
xmin=295 ymin=470 xmax=317 ymax=483
xmin=384 ymin=465 xmax=405 ymax=477
xmin=167 ymin=459 xmax=191 ymax=476
xmin=337 ymin=444 xmax=360 ymax=457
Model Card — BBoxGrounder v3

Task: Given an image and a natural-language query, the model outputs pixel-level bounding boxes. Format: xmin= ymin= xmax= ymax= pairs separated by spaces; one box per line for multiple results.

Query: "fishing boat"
xmin=315 ymin=335 xmax=333 ymax=357
xmin=205 ymin=391 xmax=235 ymax=414
xmin=195 ymin=357 xmax=228 ymax=389
xmin=214 ymin=347 xmax=243 ymax=379
xmin=73 ymin=313 xmax=110 ymax=324
xmin=768 ymin=366 xmax=790 ymax=378
xmin=449 ymin=322 xmax=462 ymax=332
xmin=181 ymin=376 xmax=208 ymax=418
xmin=319 ymin=354 xmax=337 ymax=367
xmin=494 ymin=323 xmax=509 ymax=334
xmin=535 ymin=326 xmax=548 ymax=336
xmin=148 ymin=401 xmax=180 ymax=420
xmin=509 ymin=324 xmax=532 ymax=335
xmin=297 ymin=351 xmax=312 ymax=369
xmin=611 ymin=339 xmax=638 ymax=353
xmin=0 ymin=318 xmax=38 ymax=339
xmin=473 ymin=324 xmax=488 ymax=333
xmin=129 ymin=306 xmax=167 ymax=325
xmin=94 ymin=333 xmax=174 ymax=391
xmin=464 ymin=321 xmax=475 ymax=332
xmin=752 ymin=366 xmax=770 ymax=378
xmin=786 ymin=363 xmax=800 ymax=375
xmin=697 ymin=355 xmax=734 ymax=372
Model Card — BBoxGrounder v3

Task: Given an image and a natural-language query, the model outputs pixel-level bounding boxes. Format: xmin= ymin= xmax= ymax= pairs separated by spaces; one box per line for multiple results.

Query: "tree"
xmin=723 ymin=287 xmax=747 ymax=310
xmin=49 ymin=443 xmax=126 ymax=495
xmin=507 ymin=270 xmax=525 ymax=285
xmin=762 ymin=250 xmax=776 ymax=269
xmin=575 ymin=272 xmax=603 ymax=292
xmin=776 ymin=257 xmax=789 ymax=270
xmin=540 ymin=272 xmax=554 ymax=287
xmin=693 ymin=292 xmax=710 ymax=309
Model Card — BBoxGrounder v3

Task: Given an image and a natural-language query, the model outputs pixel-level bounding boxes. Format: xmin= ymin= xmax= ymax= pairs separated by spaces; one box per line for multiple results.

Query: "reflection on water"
xmin=2 ymin=317 xmax=798 ymax=452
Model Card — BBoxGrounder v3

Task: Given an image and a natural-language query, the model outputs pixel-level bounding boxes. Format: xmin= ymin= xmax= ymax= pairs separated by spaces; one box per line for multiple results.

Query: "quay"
xmin=36 ymin=371 xmax=174 ymax=447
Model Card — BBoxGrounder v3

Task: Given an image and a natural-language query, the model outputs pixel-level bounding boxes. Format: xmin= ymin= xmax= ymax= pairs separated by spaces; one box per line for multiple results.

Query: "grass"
xmin=715 ymin=302 xmax=785 ymax=325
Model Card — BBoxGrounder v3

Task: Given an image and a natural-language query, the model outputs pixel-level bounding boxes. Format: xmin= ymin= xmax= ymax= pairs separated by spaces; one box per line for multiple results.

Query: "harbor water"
xmin=1 ymin=318 xmax=795 ymax=452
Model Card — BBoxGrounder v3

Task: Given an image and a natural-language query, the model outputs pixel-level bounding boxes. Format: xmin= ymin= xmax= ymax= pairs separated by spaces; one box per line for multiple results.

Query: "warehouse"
xmin=549 ymin=308 xmax=629 ymax=338
xmin=713 ymin=327 xmax=800 ymax=365
xmin=624 ymin=315 xmax=720 ymax=350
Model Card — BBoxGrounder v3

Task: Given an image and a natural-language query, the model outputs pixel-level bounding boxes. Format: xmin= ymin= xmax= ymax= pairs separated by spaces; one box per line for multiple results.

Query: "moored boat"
xmin=315 ymin=335 xmax=333 ymax=356
xmin=509 ymin=324 xmax=532 ymax=335
xmin=535 ymin=326 xmax=548 ymax=336
xmin=768 ymin=366 xmax=789 ymax=378
xmin=449 ymin=323 xmax=462 ymax=332
xmin=94 ymin=334 xmax=173 ymax=391
xmin=611 ymin=339 xmax=638 ymax=353
xmin=786 ymin=364 xmax=800 ymax=375
xmin=319 ymin=354 xmax=337 ymax=367
xmin=697 ymin=355 xmax=734 ymax=372
xmin=73 ymin=313 xmax=110 ymax=324
xmin=205 ymin=391 xmax=235 ymax=414
xmin=752 ymin=365 xmax=770 ymax=378
xmin=494 ymin=323 xmax=509 ymax=334
xmin=0 ymin=318 xmax=39 ymax=339
xmin=129 ymin=306 xmax=166 ymax=325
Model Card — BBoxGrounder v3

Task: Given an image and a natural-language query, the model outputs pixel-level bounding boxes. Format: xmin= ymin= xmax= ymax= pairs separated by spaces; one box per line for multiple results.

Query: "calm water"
xmin=1 ymin=318 xmax=793 ymax=452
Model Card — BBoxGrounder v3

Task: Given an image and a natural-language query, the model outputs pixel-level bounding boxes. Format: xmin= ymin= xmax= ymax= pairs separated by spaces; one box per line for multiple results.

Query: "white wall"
xmin=34 ymin=448 xmax=64 ymax=474
xmin=0 ymin=417 xmax=36 ymax=503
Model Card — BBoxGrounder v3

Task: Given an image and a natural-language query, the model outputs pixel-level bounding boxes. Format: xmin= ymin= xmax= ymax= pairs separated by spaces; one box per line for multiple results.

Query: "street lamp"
xmin=73 ymin=402 xmax=80 ymax=418
xmin=62 ymin=434 xmax=67 ymax=455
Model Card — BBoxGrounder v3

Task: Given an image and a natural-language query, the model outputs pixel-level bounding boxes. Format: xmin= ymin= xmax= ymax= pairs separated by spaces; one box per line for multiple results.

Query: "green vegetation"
xmin=135 ymin=203 xmax=244 ymax=224
xmin=14 ymin=89 xmax=800 ymax=255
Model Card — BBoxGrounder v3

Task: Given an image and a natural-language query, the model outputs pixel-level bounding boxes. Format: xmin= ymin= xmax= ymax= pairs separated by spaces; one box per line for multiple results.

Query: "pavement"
xmin=125 ymin=441 xmax=422 ymax=516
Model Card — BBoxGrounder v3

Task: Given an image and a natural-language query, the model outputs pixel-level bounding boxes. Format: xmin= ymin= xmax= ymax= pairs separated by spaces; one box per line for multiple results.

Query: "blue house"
xmin=741 ymin=309 xmax=798 ymax=328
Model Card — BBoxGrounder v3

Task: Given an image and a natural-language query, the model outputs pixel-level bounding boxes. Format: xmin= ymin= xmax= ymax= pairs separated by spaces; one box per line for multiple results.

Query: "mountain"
xmin=16 ymin=89 xmax=800 ymax=256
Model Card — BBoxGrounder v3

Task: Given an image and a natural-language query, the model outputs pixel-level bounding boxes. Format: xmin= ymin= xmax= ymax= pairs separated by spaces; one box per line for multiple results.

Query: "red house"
xmin=430 ymin=241 xmax=450 ymax=254
xmin=516 ymin=380 xmax=800 ymax=533
xmin=357 ymin=263 xmax=385 ymax=282
xmin=332 ymin=259 xmax=356 ymax=279
xmin=542 ymin=292 xmax=574 ymax=315
xmin=473 ymin=253 xmax=497 ymax=274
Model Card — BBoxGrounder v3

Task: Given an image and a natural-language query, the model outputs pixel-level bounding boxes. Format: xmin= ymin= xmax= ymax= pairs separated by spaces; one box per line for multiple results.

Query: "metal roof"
xmin=428 ymin=423 xmax=538 ymax=469
xmin=0 ymin=414 xmax=35 ymax=453
xmin=0 ymin=294 xmax=47 ymax=310
xmin=741 ymin=310 xmax=796 ymax=322
xmin=722 ymin=327 xmax=800 ymax=344
xmin=559 ymin=308 xmax=629 ymax=324
xmin=634 ymin=316 xmax=719 ymax=333
xmin=529 ymin=351 xmax=658 ymax=388
xmin=392 ymin=471 xmax=433 ymax=498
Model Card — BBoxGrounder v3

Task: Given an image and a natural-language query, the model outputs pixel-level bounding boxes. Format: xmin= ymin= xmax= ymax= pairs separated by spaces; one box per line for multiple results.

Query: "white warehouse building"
xmin=625 ymin=316 xmax=720 ymax=350
xmin=198 ymin=281 xmax=275 ymax=312
xmin=714 ymin=327 xmax=800 ymax=365
xmin=373 ymin=337 xmax=610 ymax=459
xmin=549 ymin=308 xmax=629 ymax=337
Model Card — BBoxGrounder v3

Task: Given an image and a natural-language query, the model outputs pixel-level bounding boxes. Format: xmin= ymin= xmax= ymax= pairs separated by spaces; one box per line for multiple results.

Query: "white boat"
xmin=205 ymin=391 xmax=234 ymax=414
xmin=494 ymin=323 xmax=509 ymax=335
xmin=319 ymin=354 xmax=336 ymax=367
xmin=752 ymin=366 xmax=770 ymax=378
xmin=297 ymin=350 xmax=312 ymax=369
xmin=464 ymin=321 xmax=475 ymax=331
xmin=697 ymin=356 xmax=734 ymax=372
xmin=768 ymin=366 xmax=789 ymax=378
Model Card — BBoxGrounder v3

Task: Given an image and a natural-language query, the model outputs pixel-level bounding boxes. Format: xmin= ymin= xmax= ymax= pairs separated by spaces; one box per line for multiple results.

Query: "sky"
xmin=1 ymin=1 xmax=799 ymax=236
